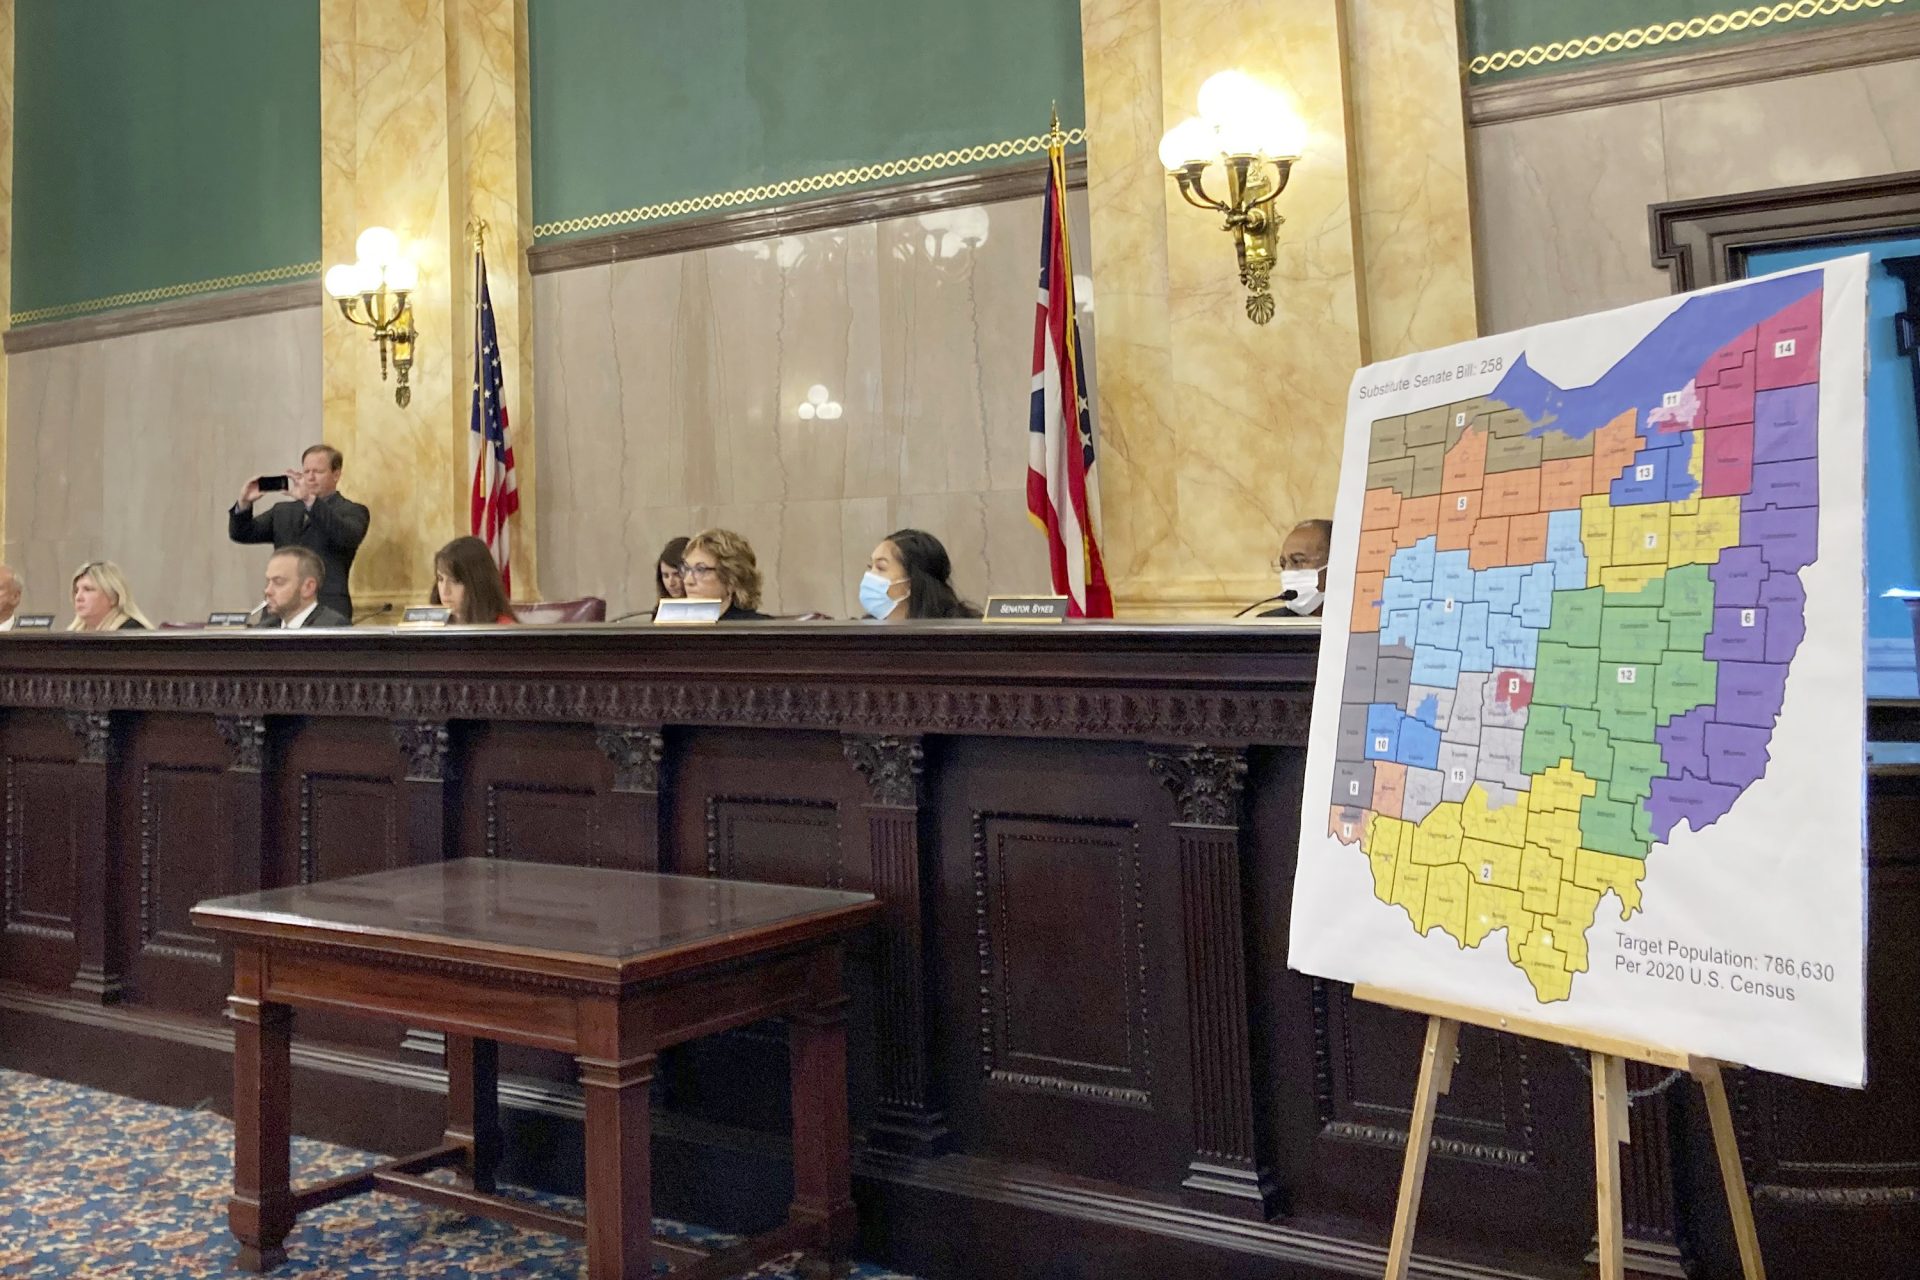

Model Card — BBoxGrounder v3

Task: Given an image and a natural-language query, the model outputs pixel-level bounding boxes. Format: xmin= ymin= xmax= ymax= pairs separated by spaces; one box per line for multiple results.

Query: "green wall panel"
xmin=529 ymin=0 xmax=1085 ymax=237
xmin=1467 ymin=0 xmax=1909 ymax=82
xmin=12 ymin=0 xmax=320 ymax=321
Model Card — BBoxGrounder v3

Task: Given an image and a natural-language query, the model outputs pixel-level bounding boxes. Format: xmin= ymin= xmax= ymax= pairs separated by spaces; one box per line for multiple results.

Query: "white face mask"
xmin=1279 ymin=566 xmax=1325 ymax=616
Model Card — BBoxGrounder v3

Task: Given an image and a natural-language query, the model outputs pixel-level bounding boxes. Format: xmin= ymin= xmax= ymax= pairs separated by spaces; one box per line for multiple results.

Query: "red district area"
xmin=1492 ymin=670 xmax=1534 ymax=714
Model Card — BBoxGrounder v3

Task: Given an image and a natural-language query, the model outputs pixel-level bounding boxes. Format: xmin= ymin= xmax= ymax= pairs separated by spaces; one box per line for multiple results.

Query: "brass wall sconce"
xmin=1159 ymin=71 xmax=1305 ymax=324
xmin=324 ymin=227 xmax=420 ymax=407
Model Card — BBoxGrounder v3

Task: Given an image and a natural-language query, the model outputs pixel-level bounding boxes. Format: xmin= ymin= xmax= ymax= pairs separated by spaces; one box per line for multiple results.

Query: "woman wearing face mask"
xmin=1241 ymin=518 xmax=1331 ymax=618
xmin=860 ymin=529 xmax=973 ymax=622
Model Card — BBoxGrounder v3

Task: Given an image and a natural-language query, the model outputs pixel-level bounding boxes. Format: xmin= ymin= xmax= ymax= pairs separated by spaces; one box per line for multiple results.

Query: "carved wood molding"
xmin=842 ymin=734 xmax=924 ymax=808
xmin=1650 ymin=168 xmax=1920 ymax=292
xmin=214 ymin=715 xmax=268 ymax=774
xmin=593 ymin=723 xmax=664 ymax=793
xmin=62 ymin=711 xmax=116 ymax=765
xmin=137 ymin=764 xmax=224 ymax=965
xmin=0 ymin=674 xmax=1315 ymax=745
xmin=391 ymin=719 xmax=452 ymax=783
xmin=1469 ymin=12 xmax=1920 ymax=127
xmin=4 ymin=280 xmax=317 ymax=355
xmin=528 ymin=153 xmax=1088 ymax=276
xmin=1148 ymin=745 xmax=1249 ymax=828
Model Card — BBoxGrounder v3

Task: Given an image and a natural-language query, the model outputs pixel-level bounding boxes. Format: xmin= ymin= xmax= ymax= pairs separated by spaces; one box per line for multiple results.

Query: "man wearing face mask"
xmin=1243 ymin=518 xmax=1332 ymax=618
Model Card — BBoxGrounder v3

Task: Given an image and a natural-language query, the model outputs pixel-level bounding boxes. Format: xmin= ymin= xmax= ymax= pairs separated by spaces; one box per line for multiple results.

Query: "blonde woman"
xmin=69 ymin=561 xmax=152 ymax=632
xmin=680 ymin=528 xmax=767 ymax=621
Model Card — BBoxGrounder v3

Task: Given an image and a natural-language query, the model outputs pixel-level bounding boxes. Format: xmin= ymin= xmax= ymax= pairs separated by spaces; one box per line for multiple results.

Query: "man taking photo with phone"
xmin=229 ymin=444 xmax=370 ymax=621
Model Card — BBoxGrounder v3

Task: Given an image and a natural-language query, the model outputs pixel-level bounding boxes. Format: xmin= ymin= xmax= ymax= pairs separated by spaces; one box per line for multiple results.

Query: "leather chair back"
xmin=515 ymin=596 xmax=607 ymax=624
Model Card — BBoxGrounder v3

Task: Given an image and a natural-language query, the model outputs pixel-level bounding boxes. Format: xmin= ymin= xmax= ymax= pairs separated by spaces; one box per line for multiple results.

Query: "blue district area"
xmin=1366 ymin=703 xmax=1442 ymax=770
xmin=1491 ymin=270 xmax=1821 ymax=441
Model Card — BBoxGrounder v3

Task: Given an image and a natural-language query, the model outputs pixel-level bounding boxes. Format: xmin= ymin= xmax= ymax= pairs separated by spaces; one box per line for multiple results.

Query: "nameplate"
xmin=981 ymin=595 xmax=1070 ymax=624
xmin=9 ymin=614 xmax=54 ymax=631
xmin=653 ymin=598 xmax=724 ymax=626
xmin=402 ymin=606 xmax=452 ymax=626
xmin=207 ymin=612 xmax=253 ymax=628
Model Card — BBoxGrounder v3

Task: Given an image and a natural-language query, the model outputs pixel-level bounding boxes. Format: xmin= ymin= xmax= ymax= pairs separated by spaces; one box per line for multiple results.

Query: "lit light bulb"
xmin=350 ymin=260 xmax=382 ymax=295
xmin=323 ymin=264 xmax=361 ymax=299
xmin=798 ymin=402 xmax=817 ymax=420
xmin=385 ymin=258 xmax=419 ymax=292
xmin=1157 ymin=116 xmax=1217 ymax=170
xmin=1197 ymin=71 xmax=1265 ymax=129
xmin=807 ymin=384 xmax=830 ymax=406
xmin=820 ymin=402 xmax=843 ymax=421
xmin=355 ymin=226 xmax=400 ymax=268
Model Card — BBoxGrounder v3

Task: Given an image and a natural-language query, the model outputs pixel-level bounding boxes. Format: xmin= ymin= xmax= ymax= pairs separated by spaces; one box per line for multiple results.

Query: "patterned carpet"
xmin=0 ymin=1068 xmax=918 ymax=1278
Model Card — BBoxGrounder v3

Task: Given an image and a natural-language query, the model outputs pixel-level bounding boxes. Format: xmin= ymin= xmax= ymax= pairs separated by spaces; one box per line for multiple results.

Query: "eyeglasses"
xmin=679 ymin=563 xmax=719 ymax=581
xmin=1271 ymin=555 xmax=1326 ymax=572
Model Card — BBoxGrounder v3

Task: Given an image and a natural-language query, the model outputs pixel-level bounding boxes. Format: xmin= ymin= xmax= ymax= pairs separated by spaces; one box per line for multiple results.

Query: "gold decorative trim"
xmin=8 ymin=260 xmax=322 ymax=327
xmin=1469 ymin=0 xmax=1908 ymax=76
xmin=532 ymin=128 xmax=1088 ymax=240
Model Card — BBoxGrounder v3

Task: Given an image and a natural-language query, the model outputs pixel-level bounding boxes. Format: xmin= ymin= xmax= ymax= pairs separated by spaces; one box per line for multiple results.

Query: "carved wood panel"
xmin=3 ymin=758 xmax=80 ymax=945
xmin=485 ymin=781 xmax=602 ymax=867
xmin=299 ymin=775 xmax=401 ymax=886
xmin=137 ymin=764 xmax=227 ymax=965
xmin=973 ymin=812 xmax=1150 ymax=1107
xmin=705 ymin=797 xmax=842 ymax=888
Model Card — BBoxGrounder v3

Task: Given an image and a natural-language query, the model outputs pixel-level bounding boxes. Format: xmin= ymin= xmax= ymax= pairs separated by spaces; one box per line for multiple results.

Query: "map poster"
xmin=1289 ymin=258 xmax=1870 ymax=1089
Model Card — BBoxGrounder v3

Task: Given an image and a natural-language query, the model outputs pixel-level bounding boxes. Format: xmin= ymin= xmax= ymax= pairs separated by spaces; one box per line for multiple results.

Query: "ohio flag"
xmin=469 ymin=246 xmax=519 ymax=592
xmin=1027 ymin=141 xmax=1113 ymax=618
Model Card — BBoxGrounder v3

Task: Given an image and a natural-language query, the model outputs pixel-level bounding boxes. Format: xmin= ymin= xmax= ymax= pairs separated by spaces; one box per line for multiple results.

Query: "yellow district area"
xmin=1461 ymin=783 xmax=1528 ymax=848
xmin=1360 ymin=762 xmax=1626 ymax=1004
xmin=1574 ymin=846 xmax=1648 ymax=917
xmin=1667 ymin=495 xmax=1741 ymax=567
xmin=1464 ymin=880 xmax=1533 ymax=962
xmin=1462 ymin=837 xmax=1523 ymax=890
xmin=1410 ymin=801 xmax=1465 ymax=866
xmin=1516 ymin=931 xmax=1576 ymax=1003
xmin=1611 ymin=504 xmax=1670 ymax=567
xmin=1422 ymin=863 xmax=1471 ymax=941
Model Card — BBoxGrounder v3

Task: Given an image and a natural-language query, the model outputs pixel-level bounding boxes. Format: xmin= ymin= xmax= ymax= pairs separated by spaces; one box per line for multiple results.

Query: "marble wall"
xmin=532 ymin=193 xmax=1088 ymax=618
xmin=1472 ymin=56 xmax=1920 ymax=333
xmin=3 ymin=305 xmax=323 ymax=623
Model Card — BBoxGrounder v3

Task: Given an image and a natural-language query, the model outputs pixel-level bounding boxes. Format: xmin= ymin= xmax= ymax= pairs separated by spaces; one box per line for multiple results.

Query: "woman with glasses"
xmin=68 ymin=561 xmax=153 ymax=632
xmin=681 ymin=528 xmax=768 ymax=621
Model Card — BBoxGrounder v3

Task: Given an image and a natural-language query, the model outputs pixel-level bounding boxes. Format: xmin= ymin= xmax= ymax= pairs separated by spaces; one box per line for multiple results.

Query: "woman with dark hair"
xmin=861 ymin=529 xmax=973 ymax=621
xmin=655 ymin=536 xmax=690 ymax=611
xmin=431 ymin=536 xmax=517 ymax=624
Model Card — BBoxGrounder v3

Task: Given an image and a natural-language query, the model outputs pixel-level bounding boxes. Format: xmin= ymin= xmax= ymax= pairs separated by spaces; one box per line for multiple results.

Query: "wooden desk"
xmin=191 ymin=858 xmax=880 ymax=1280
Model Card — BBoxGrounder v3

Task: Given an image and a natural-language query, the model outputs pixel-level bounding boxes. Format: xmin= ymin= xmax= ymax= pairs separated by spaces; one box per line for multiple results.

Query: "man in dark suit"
xmin=230 ymin=444 xmax=369 ymax=619
xmin=254 ymin=548 xmax=350 ymax=630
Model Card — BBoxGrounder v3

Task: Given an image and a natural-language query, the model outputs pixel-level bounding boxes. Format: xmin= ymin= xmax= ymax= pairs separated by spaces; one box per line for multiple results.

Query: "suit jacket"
xmin=229 ymin=492 xmax=370 ymax=619
xmin=253 ymin=603 xmax=351 ymax=630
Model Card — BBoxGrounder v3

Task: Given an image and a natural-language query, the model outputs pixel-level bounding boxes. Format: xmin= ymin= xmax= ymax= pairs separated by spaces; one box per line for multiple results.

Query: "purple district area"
xmin=1704 ymin=721 xmax=1774 ymax=788
xmin=1710 ymin=545 xmax=1768 ymax=607
xmin=1647 ymin=774 xmax=1743 ymax=841
xmin=1759 ymin=572 xmax=1807 ymax=664
xmin=1714 ymin=661 xmax=1789 ymax=728
xmin=1743 ymin=458 xmax=1818 ymax=510
xmin=1754 ymin=385 xmax=1818 ymax=462
xmin=1743 ymin=505 xmax=1819 ymax=573
xmin=1705 ymin=606 xmax=1767 ymax=662
xmin=1656 ymin=706 xmax=1711 ymax=779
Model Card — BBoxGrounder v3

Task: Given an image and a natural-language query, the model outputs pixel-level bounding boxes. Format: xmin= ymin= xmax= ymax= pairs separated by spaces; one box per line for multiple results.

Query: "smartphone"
xmin=257 ymin=475 xmax=289 ymax=492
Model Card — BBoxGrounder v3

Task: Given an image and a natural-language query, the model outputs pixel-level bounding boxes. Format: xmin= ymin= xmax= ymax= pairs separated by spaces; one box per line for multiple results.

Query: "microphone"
xmin=1233 ymin=591 xmax=1293 ymax=619
xmin=608 ymin=609 xmax=654 ymax=624
xmin=353 ymin=602 xmax=395 ymax=626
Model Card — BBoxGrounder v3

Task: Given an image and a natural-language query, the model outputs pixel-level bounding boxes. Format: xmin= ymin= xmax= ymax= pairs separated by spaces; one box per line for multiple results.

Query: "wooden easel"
xmin=1359 ymin=984 xmax=1768 ymax=1280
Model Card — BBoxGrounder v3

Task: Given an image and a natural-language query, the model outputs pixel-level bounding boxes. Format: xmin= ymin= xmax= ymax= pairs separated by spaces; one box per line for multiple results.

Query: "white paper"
xmin=1289 ymin=258 xmax=1870 ymax=1088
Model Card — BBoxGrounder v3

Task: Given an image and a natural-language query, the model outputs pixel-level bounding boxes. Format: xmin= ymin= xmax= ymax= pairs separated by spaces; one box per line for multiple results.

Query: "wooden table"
xmin=191 ymin=858 xmax=880 ymax=1280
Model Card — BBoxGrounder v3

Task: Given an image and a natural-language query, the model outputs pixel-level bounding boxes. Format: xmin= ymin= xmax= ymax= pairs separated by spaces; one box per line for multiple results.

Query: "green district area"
xmin=1518 ymin=569 xmax=1728 ymax=860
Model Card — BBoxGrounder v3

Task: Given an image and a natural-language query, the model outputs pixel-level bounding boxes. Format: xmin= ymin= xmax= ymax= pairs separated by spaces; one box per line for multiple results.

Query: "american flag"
xmin=469 ymin=246 xmax=519 ymax=592
xmin=1027 ymin=140 xmax=1112 ymax=618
